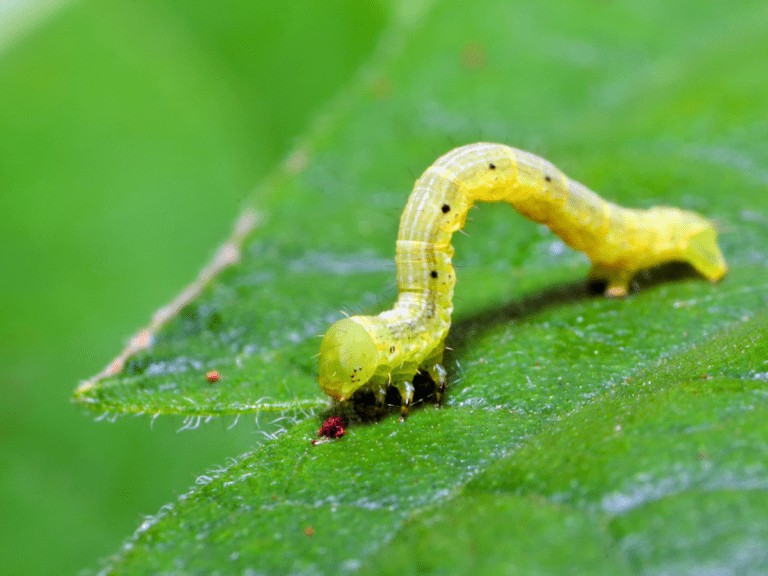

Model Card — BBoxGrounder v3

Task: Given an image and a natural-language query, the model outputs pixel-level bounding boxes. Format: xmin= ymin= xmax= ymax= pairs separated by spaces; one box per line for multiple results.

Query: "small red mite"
xmin=304 ymin=527 xmax=314 ymax=536
xmin=206 ymin=370 xmax=220 ymax=383
xmin=318 ymin=416 xmax=345 ymax=439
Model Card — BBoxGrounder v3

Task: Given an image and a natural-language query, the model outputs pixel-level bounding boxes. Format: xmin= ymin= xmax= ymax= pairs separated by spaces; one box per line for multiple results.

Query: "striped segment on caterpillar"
xmin=319 ymin=142 xmax=727 ymax=417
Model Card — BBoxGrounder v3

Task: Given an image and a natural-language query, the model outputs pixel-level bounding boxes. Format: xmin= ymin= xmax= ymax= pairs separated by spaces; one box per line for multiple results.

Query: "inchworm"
xmin=318 ymin=143 xmax=727 ymax=417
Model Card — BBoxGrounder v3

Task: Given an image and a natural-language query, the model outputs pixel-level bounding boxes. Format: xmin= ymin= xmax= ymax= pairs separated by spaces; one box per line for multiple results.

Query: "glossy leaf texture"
xmin=78 ymin=0 xmax=768 ymax=573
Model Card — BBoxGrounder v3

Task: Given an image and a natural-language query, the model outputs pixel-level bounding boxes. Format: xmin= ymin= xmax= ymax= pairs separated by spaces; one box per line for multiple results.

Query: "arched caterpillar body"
xmin=319 ymin=143 xmax=727 ymax=416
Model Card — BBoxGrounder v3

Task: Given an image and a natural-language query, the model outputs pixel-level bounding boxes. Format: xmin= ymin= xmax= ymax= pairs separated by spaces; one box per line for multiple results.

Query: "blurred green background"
xmin=0 ymin=1 xmax=386 ymax=573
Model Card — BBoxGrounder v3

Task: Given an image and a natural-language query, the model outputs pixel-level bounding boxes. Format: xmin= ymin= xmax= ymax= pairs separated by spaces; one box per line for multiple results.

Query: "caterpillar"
xmin=318 ymin=143 xmax=727 ymax=417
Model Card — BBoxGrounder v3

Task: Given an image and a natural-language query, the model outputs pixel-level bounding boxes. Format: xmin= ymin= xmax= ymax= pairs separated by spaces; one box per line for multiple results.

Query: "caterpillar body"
xmin=318 ymin=143 xmax=727 ymax=417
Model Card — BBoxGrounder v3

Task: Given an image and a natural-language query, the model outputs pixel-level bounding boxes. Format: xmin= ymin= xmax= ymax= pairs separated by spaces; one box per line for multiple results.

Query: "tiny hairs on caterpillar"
xmin=318 ymin=143 xmax=727 ymax=417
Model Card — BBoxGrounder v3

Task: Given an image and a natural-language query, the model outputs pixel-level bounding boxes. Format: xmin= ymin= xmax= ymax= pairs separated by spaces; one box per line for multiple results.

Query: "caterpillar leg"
xmin=588 ymin=265 xmax=633 ymax=298
xmin=395 ymin=380 xmax=415 ymax=421
xmin=374 ymin=385 xmax=388 ymax=413
xmin=424 ymin=363 xmax=448 ymax=407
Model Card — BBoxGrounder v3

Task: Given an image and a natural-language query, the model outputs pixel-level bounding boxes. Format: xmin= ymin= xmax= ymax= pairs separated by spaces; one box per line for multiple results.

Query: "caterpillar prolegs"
xmin=318 ymin=143 xmax=727 ymax=417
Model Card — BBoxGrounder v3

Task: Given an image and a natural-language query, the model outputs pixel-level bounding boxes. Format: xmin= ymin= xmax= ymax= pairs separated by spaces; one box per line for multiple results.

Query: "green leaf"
xmin=461 ymin=315 xmax=768 ymax=575
xmin=77 ymin=0 xmax=768 ymax=573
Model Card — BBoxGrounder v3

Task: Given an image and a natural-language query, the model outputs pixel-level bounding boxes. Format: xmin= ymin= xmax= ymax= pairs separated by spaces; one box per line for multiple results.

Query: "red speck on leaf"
xmin=318 ymin=416 xmax=345 ymax=439
xmin=206 ymin=370 xmax=220 ymax=383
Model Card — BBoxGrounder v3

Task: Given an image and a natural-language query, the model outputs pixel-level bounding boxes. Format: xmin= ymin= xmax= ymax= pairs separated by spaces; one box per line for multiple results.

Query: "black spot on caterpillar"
xmin=319 ymin=143 xmax=727 ymax=417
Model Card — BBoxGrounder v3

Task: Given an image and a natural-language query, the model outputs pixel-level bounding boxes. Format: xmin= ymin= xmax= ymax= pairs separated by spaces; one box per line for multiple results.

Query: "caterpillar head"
xmin=318 ymin=318 xmax=378 ymax=401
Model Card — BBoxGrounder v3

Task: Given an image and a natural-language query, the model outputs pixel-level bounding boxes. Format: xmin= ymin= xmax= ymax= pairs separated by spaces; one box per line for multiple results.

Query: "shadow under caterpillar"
xmin=318 ymin=143 xmax=727 ymax=418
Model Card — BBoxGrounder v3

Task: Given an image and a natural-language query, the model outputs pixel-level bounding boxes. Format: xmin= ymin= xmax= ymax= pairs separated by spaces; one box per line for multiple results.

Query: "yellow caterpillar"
xmin=318 ymin=143 xmax=727 ymax=417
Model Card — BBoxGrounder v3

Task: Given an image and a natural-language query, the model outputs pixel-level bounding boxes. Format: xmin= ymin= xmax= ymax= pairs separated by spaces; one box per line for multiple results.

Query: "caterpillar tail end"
xmin=588 ymin=218 xmax=728 ymax=296
xmin=682 ymin=224 xmax=728 ymax=284
xmin=318 ymin=318 xmax=378 ymax=402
